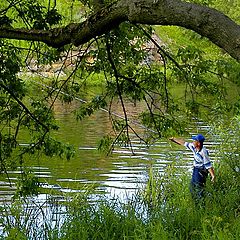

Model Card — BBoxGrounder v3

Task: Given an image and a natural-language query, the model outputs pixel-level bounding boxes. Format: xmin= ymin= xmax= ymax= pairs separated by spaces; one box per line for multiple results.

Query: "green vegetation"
xmin=0 ymin=0 xmax=240 ymax=238
xmin=1 ymin=116 xmax=240 ymax=239
xmin=0 ymin=0 xmax=239 ymax=165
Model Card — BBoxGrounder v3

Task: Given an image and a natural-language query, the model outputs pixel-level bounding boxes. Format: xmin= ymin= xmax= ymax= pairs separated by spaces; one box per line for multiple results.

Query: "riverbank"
xmin=1 ymin=116 xmax=240 ymax=239
xmin=1 ymin=152 xmax=240 ymax=240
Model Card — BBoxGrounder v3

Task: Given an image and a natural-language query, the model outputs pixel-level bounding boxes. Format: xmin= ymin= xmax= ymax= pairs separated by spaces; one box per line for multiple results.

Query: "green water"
xmin=0 ymin=97 xmax=217 ymax=202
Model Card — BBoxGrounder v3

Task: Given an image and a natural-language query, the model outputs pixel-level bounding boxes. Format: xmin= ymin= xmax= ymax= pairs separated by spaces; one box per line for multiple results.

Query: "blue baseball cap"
xmin=192 ymin=134 xmax=205 ymax=142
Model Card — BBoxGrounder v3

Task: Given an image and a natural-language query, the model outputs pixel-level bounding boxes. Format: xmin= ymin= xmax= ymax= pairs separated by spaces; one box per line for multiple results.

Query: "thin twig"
xmin=105 ymin=34 xmax=134 ymax=153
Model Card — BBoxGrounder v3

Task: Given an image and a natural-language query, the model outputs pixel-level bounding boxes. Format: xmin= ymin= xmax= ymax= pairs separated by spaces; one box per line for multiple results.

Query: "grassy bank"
xmin=56 ymin=166 xmax=240 ymax=240
xmin=1 ymin=117 xmax=240 ymax=240
xmin=1 ymin=167 xmax=239 ymax=239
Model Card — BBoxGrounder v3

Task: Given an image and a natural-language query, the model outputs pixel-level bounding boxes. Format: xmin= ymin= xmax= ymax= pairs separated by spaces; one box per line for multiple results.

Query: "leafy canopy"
xmin=0 ymin=0 xmax=239 ymax=178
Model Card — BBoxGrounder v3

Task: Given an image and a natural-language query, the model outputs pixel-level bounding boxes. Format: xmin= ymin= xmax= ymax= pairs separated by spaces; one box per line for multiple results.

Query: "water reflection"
xmin=0 ymin=99 xmax=218 ymax=203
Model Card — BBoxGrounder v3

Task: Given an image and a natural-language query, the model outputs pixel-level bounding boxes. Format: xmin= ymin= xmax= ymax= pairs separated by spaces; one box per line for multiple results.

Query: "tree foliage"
xmin=0 ymin=0 xmax=239 ymax=178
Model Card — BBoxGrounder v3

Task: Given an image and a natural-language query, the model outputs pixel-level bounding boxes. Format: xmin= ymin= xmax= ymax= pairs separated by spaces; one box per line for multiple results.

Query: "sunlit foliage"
xmin=0 ymin=0 xmax=239 ymax=196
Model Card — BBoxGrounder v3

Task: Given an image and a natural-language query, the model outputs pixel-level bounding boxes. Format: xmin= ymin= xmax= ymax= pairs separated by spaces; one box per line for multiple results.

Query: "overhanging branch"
xmin=0 ymin=0 xmax=239 ymax=61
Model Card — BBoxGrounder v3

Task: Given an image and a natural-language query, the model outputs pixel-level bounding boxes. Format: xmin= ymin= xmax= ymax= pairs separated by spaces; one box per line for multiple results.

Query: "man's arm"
xmin=169 ymin=137 xmax=185 ymax=146
xmin=203 ymin=148 xmax=215 ymax=183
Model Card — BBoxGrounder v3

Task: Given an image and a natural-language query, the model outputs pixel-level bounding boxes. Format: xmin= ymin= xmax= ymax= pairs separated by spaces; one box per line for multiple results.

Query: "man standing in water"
xmin=170 ymin=134 xmax=215 ymax=200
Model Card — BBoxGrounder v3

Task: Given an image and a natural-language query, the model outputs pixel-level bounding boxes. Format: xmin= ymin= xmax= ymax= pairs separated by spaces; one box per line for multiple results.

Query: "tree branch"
xmin=0 ymin=82 xmax=50 ymax=132
xmin=0 ymin=0 xmax=239 ymax=61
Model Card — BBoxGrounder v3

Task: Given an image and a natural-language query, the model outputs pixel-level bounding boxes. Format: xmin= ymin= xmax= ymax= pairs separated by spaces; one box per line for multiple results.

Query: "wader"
xmin=190 ymin=166 xmax=208 ymax=200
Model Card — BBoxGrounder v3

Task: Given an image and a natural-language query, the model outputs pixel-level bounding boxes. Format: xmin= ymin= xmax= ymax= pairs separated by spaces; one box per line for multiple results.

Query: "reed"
xmin=1 ymin=164 xmax=239 ymax=240
xmin=1 ymin=119 xmax=240 ymax=239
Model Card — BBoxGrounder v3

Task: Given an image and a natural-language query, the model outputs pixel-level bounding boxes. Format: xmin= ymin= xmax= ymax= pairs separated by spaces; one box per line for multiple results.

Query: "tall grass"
xmin=2 ymin=167 xmax=239 ymax=240
xmin=1 ymin=118 xmax=240 ymax=239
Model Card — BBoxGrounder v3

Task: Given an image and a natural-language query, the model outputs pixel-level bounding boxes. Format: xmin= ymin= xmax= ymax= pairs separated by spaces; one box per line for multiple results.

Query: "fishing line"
xmin=30 ymin=79 xmax=158 ymax=134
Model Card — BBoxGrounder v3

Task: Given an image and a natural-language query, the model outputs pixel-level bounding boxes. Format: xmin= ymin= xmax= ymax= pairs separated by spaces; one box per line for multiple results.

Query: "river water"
xmin=0 ymin=97 xmax=218 ymax=204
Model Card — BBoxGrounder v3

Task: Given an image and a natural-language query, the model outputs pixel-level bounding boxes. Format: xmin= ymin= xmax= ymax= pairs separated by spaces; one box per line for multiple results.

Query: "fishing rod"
xmin=30 ymin=79 xmax=158 ymax=135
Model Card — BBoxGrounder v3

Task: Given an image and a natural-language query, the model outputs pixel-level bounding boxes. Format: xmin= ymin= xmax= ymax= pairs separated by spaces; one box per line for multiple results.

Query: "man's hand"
xmin=211 ymin=175 xmax=215 ymax=183
xmin=208 ymin=167 xmax=215 ymax=183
